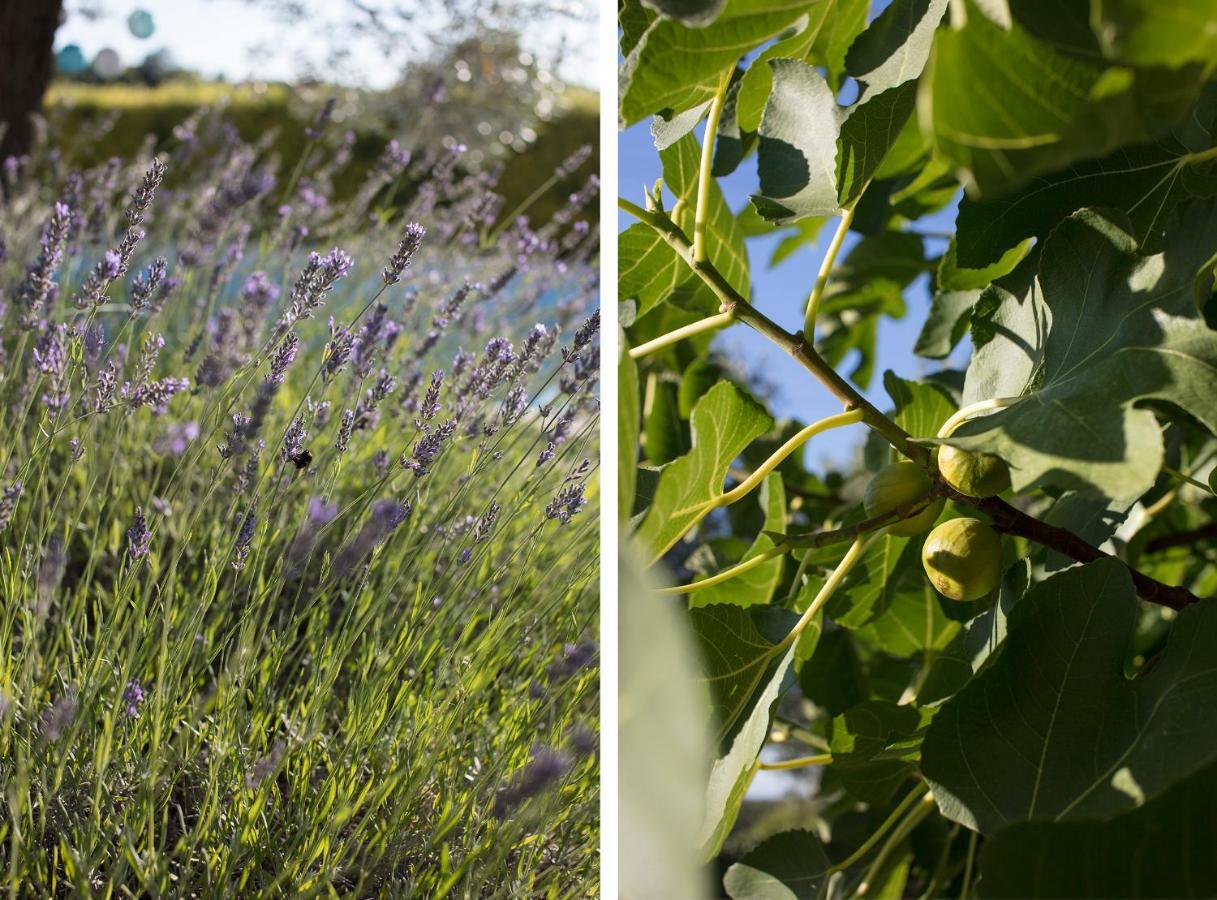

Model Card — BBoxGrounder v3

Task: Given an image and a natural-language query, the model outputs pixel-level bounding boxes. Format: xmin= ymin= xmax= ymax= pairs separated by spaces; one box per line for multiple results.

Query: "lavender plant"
xmin=0 ymin=98 xmax=599 ymax=896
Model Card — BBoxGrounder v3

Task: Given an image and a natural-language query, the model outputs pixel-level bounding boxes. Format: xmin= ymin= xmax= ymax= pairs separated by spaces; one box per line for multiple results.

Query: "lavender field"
xmin=0 ymin=93 xmax=600 ymax=894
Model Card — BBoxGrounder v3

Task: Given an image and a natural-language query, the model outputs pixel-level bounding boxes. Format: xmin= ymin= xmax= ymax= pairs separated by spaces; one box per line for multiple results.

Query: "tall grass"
xmin=0 ymin=96 xmax=599 ymax=896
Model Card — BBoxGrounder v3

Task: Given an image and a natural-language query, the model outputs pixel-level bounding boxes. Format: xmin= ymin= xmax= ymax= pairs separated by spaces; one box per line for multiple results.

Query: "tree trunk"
xmin=0 ymin=0 xmax=64 ymax=159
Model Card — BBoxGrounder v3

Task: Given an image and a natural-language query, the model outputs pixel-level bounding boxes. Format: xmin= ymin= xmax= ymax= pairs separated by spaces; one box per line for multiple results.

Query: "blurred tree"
xmin=0 ymin=0 xmax=64 ymax=157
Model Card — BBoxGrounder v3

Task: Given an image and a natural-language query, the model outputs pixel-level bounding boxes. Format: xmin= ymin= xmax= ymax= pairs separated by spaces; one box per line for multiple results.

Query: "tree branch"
xmin=621 ymin=203 xmax=1204 ymax=610
xmin=950 ymin=488 xmax=1199 ymax=610
xmin=1143 ymin=522 xmax=1217 ymax=554
xmin=771 ymin=495 xmax=938 ymax=549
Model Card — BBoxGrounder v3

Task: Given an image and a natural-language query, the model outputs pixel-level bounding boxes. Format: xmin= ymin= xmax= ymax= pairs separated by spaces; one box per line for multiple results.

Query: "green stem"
xmin=829 ymin=782 xmax=930 ymax=875
xmin=960 ymin=830 xmax=979 ymax=900
xmin=855 ymin=793 xmax=937 ymax=898
xmin=805 ymin=205 xmax=856 ymax=338
xmin=486 ymin=170 xmax=563 ymax=243
xmin=694 ymin=70 xmax=733 ymax=264
xmin=759 ymin=753 xmax=833 ymax=771
xmin=717 ymin=408 xmax=863 ymax=506
xmin=779 ymin=533 xmax=873 ymax=653
xmin=628 ymin=311 xmax=734 ymax=359
xmin=656 ymin=545 xmax=784 ymax=595
xmin=1162 ymin=464 xmax=1211 ymax=493
xmin=1183 ymin=145 xmax=1217 ymax=166
xmin=937 ymin=396 xmax=1021 ymax=438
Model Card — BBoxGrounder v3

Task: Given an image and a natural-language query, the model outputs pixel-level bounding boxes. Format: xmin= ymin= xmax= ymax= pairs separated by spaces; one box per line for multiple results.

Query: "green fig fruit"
xmin=922 ymin=517 xmax=1003 ymax=601
xmin=938 ymin=445 xmax=1011 ymax=498
xmin=863 ymin=461 xmax=944 ymax=536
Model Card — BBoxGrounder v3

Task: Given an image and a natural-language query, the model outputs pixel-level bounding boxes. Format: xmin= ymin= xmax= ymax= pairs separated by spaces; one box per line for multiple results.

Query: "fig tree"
xmin=863 ymin=461 xmax=944 ymax=536
xmin=938 ymin=445 xmax=1011 ymax=498
xmin=921 ymin=517 xmax=1003 ymax=601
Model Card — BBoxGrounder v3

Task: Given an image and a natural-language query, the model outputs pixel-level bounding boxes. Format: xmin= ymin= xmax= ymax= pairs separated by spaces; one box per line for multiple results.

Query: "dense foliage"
xmin=0 ymin=92 xmax=600 ymax=894
xmin=619 ymin=0 xmax=1217 ymax=896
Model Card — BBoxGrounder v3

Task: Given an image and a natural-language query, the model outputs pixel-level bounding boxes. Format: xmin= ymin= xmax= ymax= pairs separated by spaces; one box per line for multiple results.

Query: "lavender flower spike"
xmin=383 ymin=222 xmax=426 ymax=285
xmin=122 ymin=679 xmax=145 ymax=717
xmin=233 ymin=510 xmax=257 ymax=571
xmin=127 ymin=507 xmax=152 ymax=560
xmin=16 ymin=202 xmax=71 ymax=323
xmin=0 ymin=481 xmax=24 ymax=531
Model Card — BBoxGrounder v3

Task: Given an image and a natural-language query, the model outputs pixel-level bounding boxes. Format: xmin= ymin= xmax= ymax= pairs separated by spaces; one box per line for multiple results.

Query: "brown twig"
xmin=623 ymin=204 xmax=1204 ymax=610
xmin=1143 ymin=522 xmax=1217 ymax=554
xmin=770 ymin=495 xmax=937 ymax=549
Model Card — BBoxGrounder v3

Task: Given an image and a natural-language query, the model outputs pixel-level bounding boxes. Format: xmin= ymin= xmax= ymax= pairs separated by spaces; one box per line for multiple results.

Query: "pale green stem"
xmin=656 ymin=545 xmax=783 ymax=595
xmin=718 ymin=408 xmax=863 ymax=506
xmin=829 ymin=782 xmax=930 ymax=875
xmin=804 ymin=206 xmax=856 ymax=339
xmin=759 ymin=753 xmax=833 ymax=771
xmin=694 ymin=70 xmax=733 ymax=264
xmin=619 ymin=195 xmax=650 ymax=221
xmin=1184 ymin=145 xmax=1217 ymax=166
xmin=937 ymin=396 xmax=1021 ymax=438
xmin=628 ymin=311 xmax=735 ymax=359
xmin=855 ymin=794 xmax=937 ymax=897
xmin=1162 ymin=464 xmax=1210 ymax=493
xmin=960 ymin=830 xmax=980 ymax=900
xmin=676 ymin=408 xmax=863 ymax=517
xmin=778 ymin=533 xmax=874 ymax=653
xmin=486 ymin=170 xmax=563 ymax=243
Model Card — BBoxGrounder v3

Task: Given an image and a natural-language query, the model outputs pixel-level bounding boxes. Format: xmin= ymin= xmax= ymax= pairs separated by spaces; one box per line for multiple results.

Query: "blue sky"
xmin=619 ymin=119 xmax=964 ymax=469
xmin=56 ymin=0 xmax=598 ymax=89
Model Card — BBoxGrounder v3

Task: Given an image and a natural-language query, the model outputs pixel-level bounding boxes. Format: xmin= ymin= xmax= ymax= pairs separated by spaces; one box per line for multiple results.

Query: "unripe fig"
xmin=921 ymin=518 xmax=1003 ymax=601
xmin=863 ymin=461 xmax=944 ymax=536
xmin=938 ymin=445 xmax=1011 ymax=498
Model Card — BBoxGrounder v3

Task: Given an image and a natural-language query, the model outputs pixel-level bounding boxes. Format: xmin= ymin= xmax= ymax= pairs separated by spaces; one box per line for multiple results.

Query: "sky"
xmin=619 ymin=113 xmax=965 ymax=471
xmin=55 ymin=0 xmax=598 ymax=89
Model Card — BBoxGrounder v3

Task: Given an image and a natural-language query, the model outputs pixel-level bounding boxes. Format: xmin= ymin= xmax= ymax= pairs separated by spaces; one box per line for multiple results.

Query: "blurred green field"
xmin=44 ymin=78 xmax=598 ymax=227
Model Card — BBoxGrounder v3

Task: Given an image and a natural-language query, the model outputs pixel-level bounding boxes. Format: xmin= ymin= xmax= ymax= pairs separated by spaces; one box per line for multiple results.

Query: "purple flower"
xmin=122 ymin=679 xmax=145 ymax=717
xmin=331 ymin=498 xmax=411 ymax=577
xmin=127 ymin=507 xmax=152 ymax=560
xmin=335 ymin=409 xmax=355 ymax=454
xmin=285 ymin=497 xmax=339 ymax=576
xmin=266 ymin=335 xmax=299 ymax=385
xmin=243 ymin=270 xmax=279 ymax=305
xmin=545 ymin=482 xmax=588 ymax=525
xmin=494 ymin=745 xmax=573 ymax=817
xmin=320 ymin=247 xmax=354 ymax=281
xmin=100 ymin=249 xmax=123 ymax=280
xmin=323 ymin=320 xmax=354 ymax=381
xmin=305 ymin=97 xmax=336 ymax=139
xmin=535 ymin=442 xmax=556 ymax=468
xmin=246 ymin=740 xmax=287 ymax=789
xmin=233 ymin=510 xmax=257 ymax=571
xmin=383 ymin=222 xmax=426 ymax=285
xmin=472 ymin=502 xmax=499 ymax=542
xmin=130 ymin=257 xmax=168 ymax=312
xmin=556 ymin=144 xmax=592 ymax=178
xmin=562 ymin=309 xmax=600 ymax=362
xmin=281 ymin=416 xmax=307 ymax=464
xmin=126 ymin=157 xmax=167 ymax=227
xmin=40 ymin=691 xmax=78 ymax=744
xmin=420 ymin=370 xmax=444 ymax=420
xmin=401 ymin=418 xmax=457 ymax=477
xmin=0 ymin=481 xmax=24 ymax=532
xmin=155 ymin=420 xmax=199 ymax=455
xmin=17 ymin=202 xmax=72 ymax=323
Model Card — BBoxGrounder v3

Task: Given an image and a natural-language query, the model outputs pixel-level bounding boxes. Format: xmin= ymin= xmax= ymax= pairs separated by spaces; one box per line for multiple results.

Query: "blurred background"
xmin=1 ymin=0 xmax=597 ymax=227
